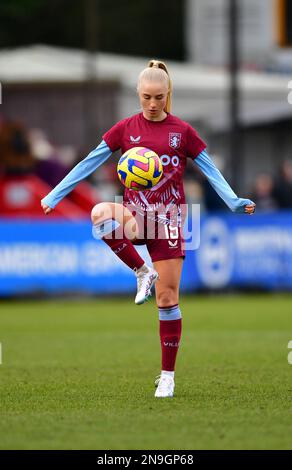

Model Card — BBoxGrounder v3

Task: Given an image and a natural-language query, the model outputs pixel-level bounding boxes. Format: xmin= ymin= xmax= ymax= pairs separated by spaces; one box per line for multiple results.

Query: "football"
xmin=117 ymin=147 xmax=163 ymax=191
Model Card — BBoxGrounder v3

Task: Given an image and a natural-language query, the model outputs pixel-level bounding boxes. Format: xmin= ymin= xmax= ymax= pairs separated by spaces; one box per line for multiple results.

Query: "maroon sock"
xmin=159 ymin=318 xmax=182 ymax=371
xmin=102 ymin=229 xmax=144 ymax=271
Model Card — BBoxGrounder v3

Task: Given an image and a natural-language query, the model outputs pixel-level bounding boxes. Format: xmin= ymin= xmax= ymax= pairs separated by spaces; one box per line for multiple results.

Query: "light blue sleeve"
xmin=194 ymin=149 xmax=254 ymax=213
xmin=41 ymin=140 xmax=112 ymax=209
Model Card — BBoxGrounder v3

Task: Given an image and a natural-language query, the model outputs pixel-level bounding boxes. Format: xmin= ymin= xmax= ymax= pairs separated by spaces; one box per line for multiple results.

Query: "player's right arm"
xmin=41 ymin=140 xmax=112 ymax=214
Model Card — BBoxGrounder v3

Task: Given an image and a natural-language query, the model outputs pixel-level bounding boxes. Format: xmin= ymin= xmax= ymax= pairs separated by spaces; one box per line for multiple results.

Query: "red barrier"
xmin=0 ymin=175 xmax=97 ymax=220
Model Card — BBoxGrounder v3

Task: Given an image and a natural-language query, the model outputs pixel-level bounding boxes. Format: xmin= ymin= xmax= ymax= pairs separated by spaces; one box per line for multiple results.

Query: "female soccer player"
xmin=41 ymin=60 xmax=255 ymax=398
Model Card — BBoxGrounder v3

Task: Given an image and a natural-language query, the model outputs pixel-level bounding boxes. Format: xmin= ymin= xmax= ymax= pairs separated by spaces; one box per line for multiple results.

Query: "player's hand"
xmin=233 ymin=198 xmax=255 ymax=214
xmin=244 ymin=203 xmax=256 ymax=215
xmin=41 ymin=202 xmax=53 ymax=215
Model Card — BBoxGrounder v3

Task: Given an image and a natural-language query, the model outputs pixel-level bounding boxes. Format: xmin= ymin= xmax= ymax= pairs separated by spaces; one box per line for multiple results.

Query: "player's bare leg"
xmin=153 ymin=257 xmax=183 ymax=397
xmin=91 ymin=202 xmax=158 ymax=304
xmin=153 ymin=258 xmax=183 ymax=307
xmin=91 ymin=202 xmax=138 ymax=241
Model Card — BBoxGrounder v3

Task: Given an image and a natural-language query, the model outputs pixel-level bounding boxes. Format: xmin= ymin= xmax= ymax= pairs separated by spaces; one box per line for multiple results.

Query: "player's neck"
xmin=142 ymin=111 xmax=168 ymax=122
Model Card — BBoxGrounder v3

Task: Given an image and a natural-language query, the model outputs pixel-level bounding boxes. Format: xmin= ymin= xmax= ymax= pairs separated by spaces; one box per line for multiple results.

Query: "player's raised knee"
xmin=91 ymin=202 xmax=112 ymax=224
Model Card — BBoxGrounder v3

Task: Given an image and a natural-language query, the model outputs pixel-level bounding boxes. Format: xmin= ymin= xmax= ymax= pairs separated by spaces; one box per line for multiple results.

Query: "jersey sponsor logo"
xmin=160 ymin=154 xmax=179 ymax=167
xmin=169 ymin=132 xmax=182 ymax=149
xmin=130 ymin=135 xmax=141 ymax=143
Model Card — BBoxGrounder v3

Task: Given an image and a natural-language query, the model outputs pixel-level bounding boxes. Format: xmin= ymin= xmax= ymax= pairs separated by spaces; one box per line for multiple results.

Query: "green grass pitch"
xmin=0 ymin=294 xmax=291 ymax=450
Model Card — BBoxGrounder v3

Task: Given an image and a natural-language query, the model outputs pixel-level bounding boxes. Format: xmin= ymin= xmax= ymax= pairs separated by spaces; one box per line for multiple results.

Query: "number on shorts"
xmin=164 ymin=225 xmax=179 ymax=239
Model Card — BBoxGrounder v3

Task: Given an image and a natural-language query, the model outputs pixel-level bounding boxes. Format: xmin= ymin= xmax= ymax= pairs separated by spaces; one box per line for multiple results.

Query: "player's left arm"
xmin=194 ymin=149 xmax=256 ymax=214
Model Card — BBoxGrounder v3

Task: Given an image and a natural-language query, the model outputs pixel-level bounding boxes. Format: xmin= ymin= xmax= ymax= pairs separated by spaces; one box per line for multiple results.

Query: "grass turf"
xmin=0 ymin=294 xmax=291 ymax=450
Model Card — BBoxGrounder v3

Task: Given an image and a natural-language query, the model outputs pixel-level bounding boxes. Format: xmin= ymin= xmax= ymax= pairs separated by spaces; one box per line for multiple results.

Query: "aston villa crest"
xmin=169 ymin=132 xmax=182 ymax=149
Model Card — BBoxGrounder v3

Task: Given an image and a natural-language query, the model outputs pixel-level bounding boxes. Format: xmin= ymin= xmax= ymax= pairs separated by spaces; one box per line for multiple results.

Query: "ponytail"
xmin=137 ymin=59 xmax=172 ymax=113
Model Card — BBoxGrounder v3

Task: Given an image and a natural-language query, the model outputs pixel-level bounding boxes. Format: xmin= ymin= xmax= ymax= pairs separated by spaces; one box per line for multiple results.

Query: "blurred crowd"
xmin=185 ymin=158 xmax=292 ymax=213
xmin=0 ymin=118 xmax=76 ymax=187
xmin=1 ymin=118 xmax=292 ymax=213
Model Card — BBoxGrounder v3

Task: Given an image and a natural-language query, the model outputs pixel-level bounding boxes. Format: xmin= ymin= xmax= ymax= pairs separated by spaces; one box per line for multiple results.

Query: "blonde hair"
xmin=137 ymin=59 xmax=172 ymax=113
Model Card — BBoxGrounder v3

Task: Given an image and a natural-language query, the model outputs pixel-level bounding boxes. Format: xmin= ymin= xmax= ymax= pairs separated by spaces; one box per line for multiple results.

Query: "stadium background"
xmin=0 ymin=0 xmax=292 ymax=450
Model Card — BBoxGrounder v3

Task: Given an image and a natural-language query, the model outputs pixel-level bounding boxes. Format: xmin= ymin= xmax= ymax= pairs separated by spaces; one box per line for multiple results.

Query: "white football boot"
xmin=134 ymin=264 xmax=159 ymax=305
xmin=154 ymin=374 xmax=175 ymax=398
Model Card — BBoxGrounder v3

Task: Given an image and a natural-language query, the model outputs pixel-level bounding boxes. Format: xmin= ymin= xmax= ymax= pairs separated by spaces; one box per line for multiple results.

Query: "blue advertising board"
xmin=0 ymin=212 xmax=292 ymax=296
xmin=183 ymin=211 xmax=292 ymax=291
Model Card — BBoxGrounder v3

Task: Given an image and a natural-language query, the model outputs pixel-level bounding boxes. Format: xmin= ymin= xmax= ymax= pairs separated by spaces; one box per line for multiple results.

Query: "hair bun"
xmin=149 ymin=60 xmax=160 ymax=69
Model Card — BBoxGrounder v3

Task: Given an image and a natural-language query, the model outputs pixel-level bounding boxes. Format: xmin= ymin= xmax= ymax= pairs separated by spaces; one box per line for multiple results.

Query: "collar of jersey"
xmin=140 ymin=112 xmax=170 ymax=124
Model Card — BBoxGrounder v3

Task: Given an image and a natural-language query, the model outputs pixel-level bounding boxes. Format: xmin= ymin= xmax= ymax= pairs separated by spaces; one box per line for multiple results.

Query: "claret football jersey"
xmin=103 ymin=112 xmax=206 ymax=212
